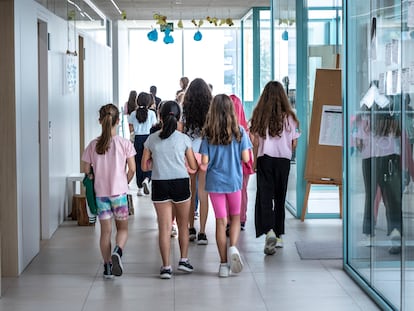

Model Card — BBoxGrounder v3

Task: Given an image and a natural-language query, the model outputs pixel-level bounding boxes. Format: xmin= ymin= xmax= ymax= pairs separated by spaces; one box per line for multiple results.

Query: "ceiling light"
xmin=82 ymin=0 xmax=106 ymax=20
xmin=84 ymin=12 xmax=94 ymax=21
xmin=67 ymin=0 xmax=82 ymax=12
xmin=109 ymin=0 xmax=122 ymax=15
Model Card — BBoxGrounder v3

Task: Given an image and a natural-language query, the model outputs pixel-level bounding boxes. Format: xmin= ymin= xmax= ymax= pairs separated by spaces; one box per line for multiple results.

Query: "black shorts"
xmin=151 ymin=178 xmax=191 ymax=203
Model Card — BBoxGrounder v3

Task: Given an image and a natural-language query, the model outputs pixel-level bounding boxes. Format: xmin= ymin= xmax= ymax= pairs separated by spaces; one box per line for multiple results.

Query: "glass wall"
xmin=241 ymin=7 xmax=271 ymax=118
xmin=281 ymin=0 xmax=342 ymax=217
xmin=344 ymin=0 xmax=414 ymax=309
xmin=306 ymin=3 xmax=343 ymax=216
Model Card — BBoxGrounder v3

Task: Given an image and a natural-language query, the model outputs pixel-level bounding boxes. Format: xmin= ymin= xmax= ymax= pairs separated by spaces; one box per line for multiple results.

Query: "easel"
xmin=301 ymin=68 xmax=342 ymax=221
xmin=301 ymin=179 xmax=343 ymax=222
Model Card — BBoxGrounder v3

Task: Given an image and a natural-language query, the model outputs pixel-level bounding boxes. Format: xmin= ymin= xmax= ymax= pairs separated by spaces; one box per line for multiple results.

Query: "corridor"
xmin=0 ymin=176 xmax=379 ymax=310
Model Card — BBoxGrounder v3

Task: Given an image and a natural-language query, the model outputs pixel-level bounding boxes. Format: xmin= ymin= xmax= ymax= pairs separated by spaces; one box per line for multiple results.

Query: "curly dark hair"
xmin=250 ymin=81 xmax=299 ymax=138
xmin=182 ymin=78 xmax=212 ymax=135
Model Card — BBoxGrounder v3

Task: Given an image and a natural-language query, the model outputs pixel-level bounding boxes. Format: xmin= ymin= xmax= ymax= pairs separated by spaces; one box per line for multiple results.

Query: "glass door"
xmin=345 ymin=0 xmax=408 ymax=309
xmin=401 ymin=0 xmax=414 ymax=309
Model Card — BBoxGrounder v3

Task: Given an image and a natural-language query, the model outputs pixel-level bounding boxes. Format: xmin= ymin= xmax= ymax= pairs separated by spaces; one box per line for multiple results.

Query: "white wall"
xmin=14 ymin=0 xmax=42 ymax=273
xmin=83 ymin=36 xmax=113 ymax=146
xmin=13 ymin=0 xmax=112 ymax=274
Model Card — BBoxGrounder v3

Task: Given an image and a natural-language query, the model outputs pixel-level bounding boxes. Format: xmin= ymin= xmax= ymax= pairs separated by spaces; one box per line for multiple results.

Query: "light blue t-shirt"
xmin=128 ymin=110 xmax=157 ymax=135
xmin=199 ymin=127 xmax=252 ymax=193
xmin=144 ymin=130 xmax=192 ymax=180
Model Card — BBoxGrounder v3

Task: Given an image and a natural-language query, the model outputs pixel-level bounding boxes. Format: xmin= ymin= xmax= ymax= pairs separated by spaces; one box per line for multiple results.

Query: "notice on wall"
xmin=64 ymin=54 xmax=77 ymax=94
xmin=392 ymin=69 xmax=400 ymax=94
xmin=402 ymin=68 xmax=410 ymax=93
xmin=379 ymin=72 xmax=386 ymax=94
xmin=318 ymin=105 xmax=343 ymax=147
xmin=392 ymin=39 xmax=399 ymax=64
xmin=385 ymin=42 xmax=392 ymax=66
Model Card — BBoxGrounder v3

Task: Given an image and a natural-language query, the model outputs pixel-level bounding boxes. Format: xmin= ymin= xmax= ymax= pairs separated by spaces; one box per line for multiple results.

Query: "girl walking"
xmin=142 ymin=100 xmax=198 ymax=279
xmin=129 ymin=92 xmax=157 ymax=196
xmin=199 ymin=94 xmax=252 ymax=277
xmin=230 ymin=94 xmax=254 ymax=231
xmin=82 ymin=104 xmax=136 ymax=279
xmin=182 ymin=78 xmax=212 ymax=245
xmin=250 ymin=81 xmax=300 ymax=255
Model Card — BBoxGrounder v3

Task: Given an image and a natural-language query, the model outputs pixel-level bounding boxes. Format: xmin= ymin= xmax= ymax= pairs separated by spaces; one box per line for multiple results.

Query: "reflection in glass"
xmin=345 ymin=1 xmax=412 ymax=309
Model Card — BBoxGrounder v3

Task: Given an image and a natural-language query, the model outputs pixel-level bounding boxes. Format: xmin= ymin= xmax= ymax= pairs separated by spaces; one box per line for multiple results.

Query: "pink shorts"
xmin=186 ymin=152 xmax=207 ymax=174
xmin=209 ymin=191 xmax=241 ymax=219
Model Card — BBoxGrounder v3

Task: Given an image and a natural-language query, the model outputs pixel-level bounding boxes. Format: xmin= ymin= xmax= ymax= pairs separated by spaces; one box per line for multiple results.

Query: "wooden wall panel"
xmin=0 ymin=0 xmax=19 ymax=279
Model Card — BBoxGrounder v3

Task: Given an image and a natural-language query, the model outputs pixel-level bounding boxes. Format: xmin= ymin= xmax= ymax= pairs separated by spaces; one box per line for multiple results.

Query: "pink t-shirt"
xmin=354 ymin=118 xmax=400 ymax=158
xmin=257 ymin=115 xmax=300 ymax=160
xmin=82 ymin=135 xmax=136 ymax=197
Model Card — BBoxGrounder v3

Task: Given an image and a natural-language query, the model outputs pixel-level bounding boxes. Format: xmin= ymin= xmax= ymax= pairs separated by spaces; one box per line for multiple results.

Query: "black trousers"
xmin=134 ymin=134 xmax=152 ymax=187
xmin=255 ymin=155 xmax=291 ymax=238
xmin=362 ymin=154 xmax=402 ymax=235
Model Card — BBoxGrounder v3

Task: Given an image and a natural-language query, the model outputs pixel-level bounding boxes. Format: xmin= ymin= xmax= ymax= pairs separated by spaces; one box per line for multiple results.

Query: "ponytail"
xmin=159 ymin=101 xmax=181 ymax=139
xmin=136 ymin=92 xmax=153 ymax=123
xmin=96 ymin=104 xmax=119 ymax=154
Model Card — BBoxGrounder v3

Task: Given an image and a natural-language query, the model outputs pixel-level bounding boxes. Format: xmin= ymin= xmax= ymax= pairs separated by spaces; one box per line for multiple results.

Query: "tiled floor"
xmin=0 ymin=176 xmax=380 ymax=311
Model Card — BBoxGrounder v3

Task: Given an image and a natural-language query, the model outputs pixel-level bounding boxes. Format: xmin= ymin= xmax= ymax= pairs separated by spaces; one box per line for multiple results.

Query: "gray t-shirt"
xmin=144 ymin=130 xmax=192 ymax=180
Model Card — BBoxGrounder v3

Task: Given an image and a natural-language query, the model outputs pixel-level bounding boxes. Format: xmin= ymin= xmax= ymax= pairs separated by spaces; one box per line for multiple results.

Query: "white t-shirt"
xmin=128 ymin=110 xmax=157 ymax=135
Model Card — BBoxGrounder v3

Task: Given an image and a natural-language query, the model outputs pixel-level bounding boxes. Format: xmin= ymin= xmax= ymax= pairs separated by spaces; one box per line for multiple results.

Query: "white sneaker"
xmin=142 ymin=178 xmax=150 ymax=195
xmin=229 ymin=246 xmax=243 ymax=274
xmin=264 ymin=229 xmax=277 ymax=255
xmin=358 ymin=234 xmax=371 ymax=247
xmin=276 ymin=236 xmax=283 ymax=248
xmin=390 ymin=228 xmax=401 ymax=241
xmin=389 ymin=228 xmax=401 ymax=254
xmin=218 ymin=263 xmax=230 ymax=278
xmin=137 ymin=188 xmax=144 ymax=196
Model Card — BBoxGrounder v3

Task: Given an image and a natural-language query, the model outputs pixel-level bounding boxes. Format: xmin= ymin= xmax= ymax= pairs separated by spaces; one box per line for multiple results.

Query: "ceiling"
xmin=36 ymin=0 xmax=272 ymax=22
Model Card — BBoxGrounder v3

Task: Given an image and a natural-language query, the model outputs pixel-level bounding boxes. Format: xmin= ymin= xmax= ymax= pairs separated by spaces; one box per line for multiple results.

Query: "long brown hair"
xmin=96 ymin=104 xmax=119 ymax=155
xmin=250 ymin=81 xmax=299 ymax=138
xmin=202 ymin=94 xmax=241 ymax=145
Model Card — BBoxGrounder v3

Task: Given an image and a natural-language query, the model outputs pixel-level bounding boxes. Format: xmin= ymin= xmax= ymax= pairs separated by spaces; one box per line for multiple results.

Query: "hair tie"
xmin=138 ymin=105 xmax=146 ymax=108
xmin=169 ymin=112 xmax=175 ymax=116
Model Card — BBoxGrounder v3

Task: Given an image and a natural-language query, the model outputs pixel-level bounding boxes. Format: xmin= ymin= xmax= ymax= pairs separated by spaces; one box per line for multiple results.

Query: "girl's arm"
xmin=292 ymin=138 xmax=298 ymax=150
xmin=241 ymin=149 xmax=250 ymax=163
xmin=82 ymin=161 xmax=92 ymax=175
xmin=141 ymin=148 xmax=153 ymax=172
xmin=186 ymin=148 xmax=198 ymax=171
xmin=250 ymin=132 xmax=259 ymax=171
xmin=201 ymin=154 xmax=209 ymax=165
xmin=126 ymin=156 xmax=136 ymax=184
